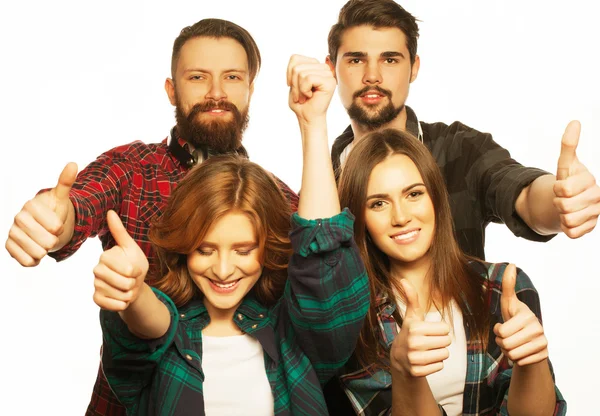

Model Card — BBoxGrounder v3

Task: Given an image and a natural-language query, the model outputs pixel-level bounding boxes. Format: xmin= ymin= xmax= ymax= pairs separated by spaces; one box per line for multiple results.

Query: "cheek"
xmin=365 ymin=213 xmax=386 ymax=240
xmin=187 ymin=256 xmax=210 ymax=277
xmin=236 ymin=253 xmax=263 ymax=277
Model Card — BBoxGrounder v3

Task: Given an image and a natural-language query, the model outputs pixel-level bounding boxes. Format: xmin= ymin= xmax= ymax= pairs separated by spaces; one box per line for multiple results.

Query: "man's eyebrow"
xmin=381 ymin=51 xmax=405 ymax=58
xmin=182 ymin=68 xmax=248 ymax=74
xmin=342 ymin=51 xmax=367 ymax=58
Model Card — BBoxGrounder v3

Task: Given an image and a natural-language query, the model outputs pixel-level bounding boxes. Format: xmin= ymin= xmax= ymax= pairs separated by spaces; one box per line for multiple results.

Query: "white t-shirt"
xmin=202 ymin=334 xmax=274 ymax=416
xmin=396 ymin=300 xmax=467 ymax=416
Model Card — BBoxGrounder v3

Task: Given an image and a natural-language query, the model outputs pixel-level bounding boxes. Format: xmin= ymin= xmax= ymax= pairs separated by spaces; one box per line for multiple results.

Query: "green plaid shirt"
xmin=339 ymin=262 xmax=566 ymax=416
xmin=100 ymin=209 xmax=369 ymax=415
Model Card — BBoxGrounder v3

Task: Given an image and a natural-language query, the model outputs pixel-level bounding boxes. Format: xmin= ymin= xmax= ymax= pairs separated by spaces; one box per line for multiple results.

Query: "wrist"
xmin=297 ymin=116 xmax=328 ymax=132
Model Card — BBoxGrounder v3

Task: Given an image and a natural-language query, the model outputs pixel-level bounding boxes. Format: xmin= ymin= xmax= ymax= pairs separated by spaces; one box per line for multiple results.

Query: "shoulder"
xmin=101 ymin=139 xmax=168 ymax=160
xmin=421 ymin=120 xmax=492 ymax=142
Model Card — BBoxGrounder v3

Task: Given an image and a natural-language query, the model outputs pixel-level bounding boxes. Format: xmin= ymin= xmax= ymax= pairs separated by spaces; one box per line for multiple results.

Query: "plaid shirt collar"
xmin=177 ymin=292 xmax=279 ymax=366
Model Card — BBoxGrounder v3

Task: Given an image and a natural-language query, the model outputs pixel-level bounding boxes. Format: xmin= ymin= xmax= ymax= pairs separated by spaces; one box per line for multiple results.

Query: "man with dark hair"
xmin=318 ymin=0 xmax=599 ymax=414
xmin=5 ymin=18 xmax=297 ymax=416
xmin=325 ymin=0 xmax=599 ymax=260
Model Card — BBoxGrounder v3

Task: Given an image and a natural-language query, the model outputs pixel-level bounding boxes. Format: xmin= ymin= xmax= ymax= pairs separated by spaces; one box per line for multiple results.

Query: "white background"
xmin=1 ymin=0 xmax=598 ymax=414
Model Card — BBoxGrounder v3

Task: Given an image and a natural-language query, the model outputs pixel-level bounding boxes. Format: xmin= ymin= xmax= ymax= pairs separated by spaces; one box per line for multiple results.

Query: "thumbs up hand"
xmin=92 ymin=210 xmax=149 ymax=311
xmin=390 ymin=279 xmax=452 ymax=378
xmin=5 ymin=162 xmax=78 ymax=266
xmin=493 ymin=264 xmax=548 ymax=367
xmin=553 ymin=120 xmax=600 ymax=238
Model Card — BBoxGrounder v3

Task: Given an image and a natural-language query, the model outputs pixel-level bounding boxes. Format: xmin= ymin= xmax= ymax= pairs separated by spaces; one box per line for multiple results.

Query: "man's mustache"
xmin=187 ymin=100 xmax=240 ymax=119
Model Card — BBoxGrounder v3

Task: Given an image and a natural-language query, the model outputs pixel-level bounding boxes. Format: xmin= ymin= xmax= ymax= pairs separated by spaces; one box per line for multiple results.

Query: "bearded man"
xmin=5 ymin=18 xmax=298 ymax=416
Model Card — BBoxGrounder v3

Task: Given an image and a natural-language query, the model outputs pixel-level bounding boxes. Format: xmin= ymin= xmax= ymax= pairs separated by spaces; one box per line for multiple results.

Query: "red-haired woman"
xmin=335 ymin=129 xmax=566 ymax=416
xmin=91 ymin=63 xmax=368 ymax=415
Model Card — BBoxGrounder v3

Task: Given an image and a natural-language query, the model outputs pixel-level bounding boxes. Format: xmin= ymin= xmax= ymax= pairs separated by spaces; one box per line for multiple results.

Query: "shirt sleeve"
xmin=99 ymin=288 xmax=179 ymax=410
xmin=488 ymin=264 xmax=567 ymax=415
xmin=457 ymin=123 xmax=556 ymax=242
xmin=282 ymin=208 xmax=369 ymax=385
xmin=48 ymin=146 xmax=135 ymax=261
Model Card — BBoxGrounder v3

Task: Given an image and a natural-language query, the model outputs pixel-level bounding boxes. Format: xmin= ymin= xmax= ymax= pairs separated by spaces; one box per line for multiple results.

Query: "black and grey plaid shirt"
xmin=331 ymin=106 xmax=555 ymax=260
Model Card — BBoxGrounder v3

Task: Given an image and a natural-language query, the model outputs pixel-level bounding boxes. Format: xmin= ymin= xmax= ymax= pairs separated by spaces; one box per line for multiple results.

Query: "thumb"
xmin=501 ymin=263 xmax=518 ymax=322
xmin=401 ymin=279 xmax=424 ymax=321
xmin=107 ymin=210 xmax=136 ymax=250
xmin=53 ymin=162 xmax=78 ymax=201
xmin=556 ymin=120 xmax=580 ymax=180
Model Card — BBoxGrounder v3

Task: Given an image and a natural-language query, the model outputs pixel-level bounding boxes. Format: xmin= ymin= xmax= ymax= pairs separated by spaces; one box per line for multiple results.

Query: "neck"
xmin=350 ymin=106 xmax=408 ymax=143
xmin=202 ymin=298 xmax=244 ymax=337
xmin=390 ymin=253 xmax=435 ymax=310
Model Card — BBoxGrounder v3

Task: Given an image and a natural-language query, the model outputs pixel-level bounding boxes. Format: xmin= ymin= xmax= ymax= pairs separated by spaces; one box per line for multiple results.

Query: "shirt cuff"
xmin=498 ymin=169 xmax=556 ymax=242
xmin=290 ymin=208 xmax=355 ymax=257
xmin=100 ymin=288 xmax=179 ymax=352
xmin=47 ymin=191 xmax=92 ymax=261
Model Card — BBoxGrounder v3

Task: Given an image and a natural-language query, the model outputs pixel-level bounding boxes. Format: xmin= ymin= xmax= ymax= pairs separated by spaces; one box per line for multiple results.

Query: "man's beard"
xmin=175 ymin=95 xmax=250 ymax=153
xmin=346 ymin=85 xmax=404 ymax=131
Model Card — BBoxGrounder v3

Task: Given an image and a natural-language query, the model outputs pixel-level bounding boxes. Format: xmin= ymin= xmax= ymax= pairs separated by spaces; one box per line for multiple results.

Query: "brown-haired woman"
xmin=335 ymin=129 xmax=566 ymax=416
xmin=90 ymin=63 xmax=369 ymax=414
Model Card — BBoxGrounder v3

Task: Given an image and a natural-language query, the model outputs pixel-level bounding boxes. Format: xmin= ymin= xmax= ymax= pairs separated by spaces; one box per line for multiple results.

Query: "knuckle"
xmin=406 ymin=337 xmax=418 ymax=350
xmin=22 ymin=199 xmax=36 ymax=213
xmin=409 ymin=368 xmax=420 ymax=377
xmin=13 ymin=211 xmax=26 ymax=227
xmin=562 ymin=214 xmax=579 ymax=228
xmin=99 ymin=251 xmax=110 ymax=263
xmin=123 ymin=265 xmax=134 ymax=277
xmin=554 ymin=199 xmax=568 ymax=212
xmin=22 ymin=257 xmax=38 ymax=267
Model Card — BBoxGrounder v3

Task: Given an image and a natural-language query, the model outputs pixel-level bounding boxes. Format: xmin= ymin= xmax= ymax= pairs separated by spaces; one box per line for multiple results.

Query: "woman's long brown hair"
xmin=148 ymin=155 xmax=292 ymax=307
xmin=338 ymin=129 xmax=489 ymax=370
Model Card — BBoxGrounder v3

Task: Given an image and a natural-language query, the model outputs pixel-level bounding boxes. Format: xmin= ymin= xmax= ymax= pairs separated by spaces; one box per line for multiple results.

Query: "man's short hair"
xmin=328 ymin=0 xmax=419 ymax=65
xmin=171 ymin=18 xmax=261 ymax=83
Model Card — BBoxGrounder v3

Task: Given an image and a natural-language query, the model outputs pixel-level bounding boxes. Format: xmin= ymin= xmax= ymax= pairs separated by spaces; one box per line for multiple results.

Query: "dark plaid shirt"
xmin=100 ymin=210 xmax=369 ymax=415
xmin=331 ymin=106 xmax=555 ymax=260
xmin=47 ymin=134 xmax=299 ymax=416
xmin=339 ymin=262 xmax=566 ymax=416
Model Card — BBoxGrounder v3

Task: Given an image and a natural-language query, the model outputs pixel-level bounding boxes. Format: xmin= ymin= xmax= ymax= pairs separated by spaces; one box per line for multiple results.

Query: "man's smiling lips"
xmin=203 ymin=108 xmax=231 ymax=116
xmin=359 ymin=90 xmax=385 ymax=105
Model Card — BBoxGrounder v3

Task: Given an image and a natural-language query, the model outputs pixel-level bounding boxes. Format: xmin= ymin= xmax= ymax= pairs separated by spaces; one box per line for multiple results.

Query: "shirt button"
xmin=180 ymin=314 xmax=186 ymax=319
xmin=258 ymin=314 xmax=264 ymax=319
xmin=237 ymin=314 xmax=244 ymax=321
xmin=251 ymin=324 xmax=258 ymax=329
xmin=185 ymin=354 xmax=193 ymax=361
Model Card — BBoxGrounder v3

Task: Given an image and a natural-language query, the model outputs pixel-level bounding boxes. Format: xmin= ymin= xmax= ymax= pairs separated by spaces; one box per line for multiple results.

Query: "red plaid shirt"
xmin=49 ymin=136 xmax=299 ymax=415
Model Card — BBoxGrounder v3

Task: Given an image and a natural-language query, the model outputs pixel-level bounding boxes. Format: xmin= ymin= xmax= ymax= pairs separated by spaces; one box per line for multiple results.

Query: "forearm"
xmin=515 ymin=174 xmax=560 ymax=235
xmin=297 ymin=117 xmax=340 ymax=220
xmin=507 ymin=359 xmax=556 ymax=416
xmin=118 ymin=283 xmax=171 ymax=339
xmin=391 ymin=370 xmax=441 ymax=416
